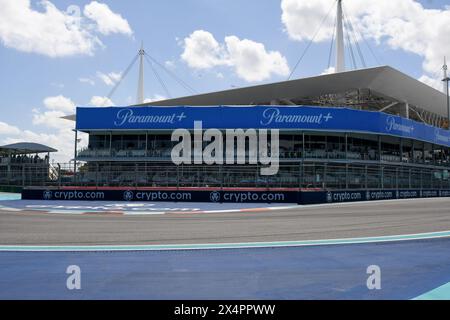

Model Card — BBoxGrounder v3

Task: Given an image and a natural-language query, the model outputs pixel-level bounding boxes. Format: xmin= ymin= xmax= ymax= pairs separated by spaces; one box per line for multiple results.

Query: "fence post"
xmin=365 ymin=165 xmax=368 ymax=189
xmin=96 ymin=163 xmax=99 ymax=187
xmin=396 ymin=167 xmax=399 ymax=190
xmin=298 ymin=162 xmax=301 ymax=190
xmin=73 ymin=130 xmax=78 ymax=184
xmin=176 ymin=165 xmax=180 ymax=190
xmin=166 ymin=168 xmax=169 ymax=187
xmin=135 ymin=163 xmax=138 ymax=187
xmin=220 ymin=164 xmax=223 ymax=191
xmin=22 ymin=165 xmax=25 ymax=187
xmin=345 ymin=163 xmax=349 ymax=189
xmin=58 ymin=164 xmax=61 ymax=187
xmin=409 ymin=168 xmax=412 ymax=189
xmin=420 ymin=170 xmax=423 ymax=190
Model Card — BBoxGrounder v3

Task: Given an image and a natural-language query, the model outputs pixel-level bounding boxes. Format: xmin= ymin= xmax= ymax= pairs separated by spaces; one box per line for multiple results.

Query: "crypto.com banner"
xmin=21 ymin=188 xmax=299 ymax=204
xmin=22 ymin=188 xmax=450 ymax=204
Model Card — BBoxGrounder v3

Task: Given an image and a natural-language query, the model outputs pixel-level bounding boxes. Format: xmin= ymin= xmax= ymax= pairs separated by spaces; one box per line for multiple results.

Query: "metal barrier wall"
xmin=22 ymin=187 xmax=450 ymax=204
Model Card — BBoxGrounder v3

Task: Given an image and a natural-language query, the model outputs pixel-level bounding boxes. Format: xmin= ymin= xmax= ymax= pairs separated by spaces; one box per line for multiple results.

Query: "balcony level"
xmin=77 ymin=131 xmax=450 ymax=169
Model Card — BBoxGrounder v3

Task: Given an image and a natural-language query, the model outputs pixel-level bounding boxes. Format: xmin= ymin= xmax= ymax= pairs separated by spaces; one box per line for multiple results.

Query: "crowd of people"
xmin=7 ymin=154 xmax=49 ymax=164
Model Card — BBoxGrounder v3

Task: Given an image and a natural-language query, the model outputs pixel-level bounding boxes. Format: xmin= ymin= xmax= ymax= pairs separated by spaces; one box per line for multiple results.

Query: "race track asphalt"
xmin=0 ymin=198 xmax=449 ymax=246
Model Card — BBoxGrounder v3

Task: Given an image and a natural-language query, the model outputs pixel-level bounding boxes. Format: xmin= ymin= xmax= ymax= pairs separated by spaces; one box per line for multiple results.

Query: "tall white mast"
xmin=443 ymin=56 xmax=448 ymax=94
xmin=137 ymin=42 xmax=145 ymax=104
xmin=443 ymin=56 xmax=450 ymax=130
xmin=335 ymin=0 xmax=345 ymax=73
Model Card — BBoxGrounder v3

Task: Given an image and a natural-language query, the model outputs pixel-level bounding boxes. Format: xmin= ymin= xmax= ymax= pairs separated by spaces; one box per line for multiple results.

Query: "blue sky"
xmin=0 ymin=0 xmax=449 ymax=161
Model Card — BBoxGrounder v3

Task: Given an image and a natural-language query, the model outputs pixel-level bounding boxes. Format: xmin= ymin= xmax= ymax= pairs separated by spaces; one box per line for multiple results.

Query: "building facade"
xmin=74 ymin=105 xmax=450 ymax=190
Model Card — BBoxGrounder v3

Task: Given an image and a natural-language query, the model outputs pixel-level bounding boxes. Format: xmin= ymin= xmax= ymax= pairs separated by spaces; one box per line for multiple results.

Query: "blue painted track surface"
xmin=1 ymin=238 xmax=450 ymax=299
xmin=0 ymin=199 xmax=287 ymax=214
xmin=0 ymin=193 xmax=21 ymax=201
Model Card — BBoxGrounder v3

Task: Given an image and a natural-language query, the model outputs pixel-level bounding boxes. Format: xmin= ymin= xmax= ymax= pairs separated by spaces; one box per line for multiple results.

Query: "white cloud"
xmin=32 ymin=95 xmax=76 ymax=133
xmin=281 ymin=0 xmax=335 ymax=42
xmin=51 ymin=82 xmax=65 ymax=89
xmin=321 ymin=66 xmax=335 ymax=75
xmin=97 ymin=71 xmax=121 ymax=86
xmin=79 ymin=77 xmax=95 ymax=86
xmin=43 ymin=95 xmax=76 ymax=113
xmin=280 ymin=0 xmax=450 ymax=76
xmin=225 ymin=36 xmax=290 ymax=82
xmin=1 ymin=128 xmax=87 ymax=163
xmin=89 ymin=96 xmax=114 ymax=106
xmin=84 ymin=1 xmax=132 ymax=36
xmin=165 ymin=60 xmax=176 ymax=69
xmin=0 ymin=0 xmax=132 ymax=57
xmin=144 ymin=95 xmax=167 ymax=103
xmin=419 ymin=74 xmax=447 ymax=93
xmin=14 ymin=93 xmax=112 ymax=161
xmin=181 ymin=30 xmax=290 ymax=82
xmin=32 ymin=110 xmax=67 ymax=130
xmin=0 ymin=122 xmax=20 ymax=135
xmin=31 ymin=95 xmax=75 ymax=130
xmin=0 ymin=94 xmax=88 ymax=162
xmin=181 ymin=30 xmax=229 ymax=69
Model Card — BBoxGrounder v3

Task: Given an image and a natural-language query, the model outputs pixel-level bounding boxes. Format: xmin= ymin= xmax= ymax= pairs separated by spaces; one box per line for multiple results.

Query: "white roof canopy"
xmin=142 ymin=66 xmax=448 ymax=118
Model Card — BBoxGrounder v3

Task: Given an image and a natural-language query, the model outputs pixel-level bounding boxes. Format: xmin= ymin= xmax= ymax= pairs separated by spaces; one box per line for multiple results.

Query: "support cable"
xmin=344 ymin=9 xmax=367 ymax=68
xmin=353 ymin=31 xmax=367 ymax=68
xmin=145 ymin=52 xmax=197 ymax=94
xmin=343 ymin=14 xmax=357 ymax=69
xmin=144 ymin=54 xmax=172 ymax=99
xmin=287 ymin=0 xmax=337 ymax=80
xmin=327 ymin=16 xmax=337 ymax=70
xmin=410 ymin=106 xmax=426 ymax=123
xmin=107 ymin=53 xmax=139 ymax=102
xmin=345 ymin=40 xmax=355 ymax=70
xmin=342 ymin=2 xmax=382 ymax=66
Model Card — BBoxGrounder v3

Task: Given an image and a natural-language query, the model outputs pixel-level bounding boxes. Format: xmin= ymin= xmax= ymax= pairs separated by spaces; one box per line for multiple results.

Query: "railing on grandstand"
xmin=76 ymin=148 xmax=450 ymax=167
xmin=77 ymin=148 xmax=172 ymax=159
xmin=1 ymin=161 xmax=449 ymax=190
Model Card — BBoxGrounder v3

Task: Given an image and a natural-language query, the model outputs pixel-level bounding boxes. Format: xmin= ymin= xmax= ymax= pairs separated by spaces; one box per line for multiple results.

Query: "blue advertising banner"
xmin=300 ymin=189 xmax=450 ymax=205
xmin=21 ymin=188 xmax=299 ymax=204
xmin=75 ymin=105 xmax=450 ymax=147
xmin=22 ymin=188 xmax=450 ymax=204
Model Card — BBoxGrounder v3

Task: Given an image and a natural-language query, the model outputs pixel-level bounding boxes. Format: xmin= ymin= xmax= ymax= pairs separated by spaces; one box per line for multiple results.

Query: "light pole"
xmin=443 ymin=76 xmax=450 ymax=130
xmin=443 ymin=60 xmax=450 ymax=130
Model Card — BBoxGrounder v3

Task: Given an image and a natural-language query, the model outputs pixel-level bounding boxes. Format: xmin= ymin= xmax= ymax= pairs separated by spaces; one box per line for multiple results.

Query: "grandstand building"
xmin=0 ymin=143 xmax=57 ymax=186
xmin=53 ymin=1 xmax=450 ymax=195
xmin=72 ymin=66 xmax=450 ymax=191
xmin=66 ymin=0 xmax=449 ymax=193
